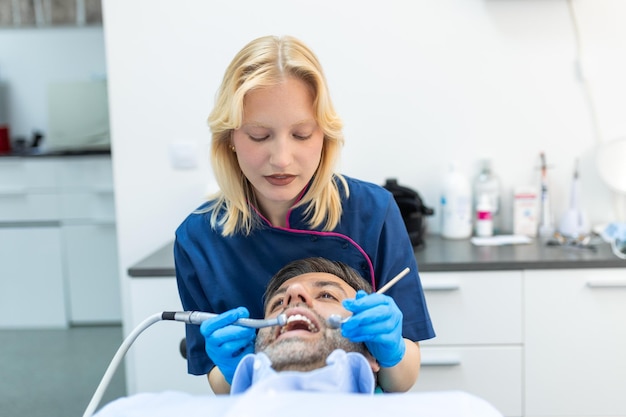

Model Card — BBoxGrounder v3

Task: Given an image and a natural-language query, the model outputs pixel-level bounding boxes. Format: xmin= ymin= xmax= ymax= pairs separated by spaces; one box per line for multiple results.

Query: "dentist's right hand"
xmin=200 ymin=306 xmax=256 ymax=385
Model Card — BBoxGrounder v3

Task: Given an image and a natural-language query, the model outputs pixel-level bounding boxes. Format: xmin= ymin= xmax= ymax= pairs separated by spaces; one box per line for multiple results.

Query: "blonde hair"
xmin=206 ymin=35 xmax=347 ymax=236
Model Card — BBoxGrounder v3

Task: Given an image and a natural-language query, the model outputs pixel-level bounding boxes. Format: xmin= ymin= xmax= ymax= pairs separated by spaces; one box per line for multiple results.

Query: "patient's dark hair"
xmin=263 ymin=257 xmax=372 ymax=308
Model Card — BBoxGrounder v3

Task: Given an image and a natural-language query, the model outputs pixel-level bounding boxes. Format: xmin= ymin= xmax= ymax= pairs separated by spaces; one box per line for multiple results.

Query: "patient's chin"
xmin=256 ymin=328 xmax=369 ymax=373
xmin=261 ymin=337 xmax=327 ymax=372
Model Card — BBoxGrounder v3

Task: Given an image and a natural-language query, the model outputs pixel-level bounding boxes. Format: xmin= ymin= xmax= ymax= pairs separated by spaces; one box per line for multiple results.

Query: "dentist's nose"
xmin=269 ymin=136 xmax=293 ymax=169
xmin=285 ymin=283 xmax=314 ymax=307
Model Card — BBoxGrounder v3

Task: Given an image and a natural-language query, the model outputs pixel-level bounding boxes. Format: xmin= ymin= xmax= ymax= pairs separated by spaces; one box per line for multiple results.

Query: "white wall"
xmin=0 ymin=27 xmax=107 ymax=138
xmin=102 ymin=0 xmax=626 ymax=388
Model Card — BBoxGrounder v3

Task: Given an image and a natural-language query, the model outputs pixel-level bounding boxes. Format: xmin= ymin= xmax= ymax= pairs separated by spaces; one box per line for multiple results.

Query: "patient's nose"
xmin=285 ymin=283 xmax=313 ymax=307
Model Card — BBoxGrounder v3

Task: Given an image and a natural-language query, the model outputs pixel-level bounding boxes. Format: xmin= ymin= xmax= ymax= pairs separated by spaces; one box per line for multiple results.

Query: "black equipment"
xmin=383 ymin=178 xmax=434 ymax=249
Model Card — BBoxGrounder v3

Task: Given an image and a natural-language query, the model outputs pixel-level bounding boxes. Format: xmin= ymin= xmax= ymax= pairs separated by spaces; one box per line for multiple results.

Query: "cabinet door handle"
xmin=586 ymin=280 xmax=626 ymax=288
xmin=93 ymin=186 xmax=114 ymax=194
xmin=0 ymin=187 xmax=27 ymax=196
xmin=421 ymin=355 xmax=462 ymax=367
xmin=422 ymin=281 xmax=460 ymax=291
xmin=0 ymin=221 xmax=60 ymax=228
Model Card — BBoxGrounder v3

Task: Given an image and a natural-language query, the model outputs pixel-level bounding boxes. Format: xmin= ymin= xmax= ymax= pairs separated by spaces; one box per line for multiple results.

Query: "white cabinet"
xmin=0 ymin=155 xmax=120 ymax=327
xmin=58 ymin=156 xmax=120 ymax=324
xmin=524 ymin=268 xmax=626 ymax=417
xmin=413 ymin=271 xmax=523 ymax=417
xmin=0 ymin=158 xmax=66 ymax=328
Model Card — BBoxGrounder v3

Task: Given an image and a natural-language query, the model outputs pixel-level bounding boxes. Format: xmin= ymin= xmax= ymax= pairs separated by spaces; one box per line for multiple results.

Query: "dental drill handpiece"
xmin=161 ymin=311 xmax=288 ymax=328
xmin=327 ymin=267 xmax=410 ymax=329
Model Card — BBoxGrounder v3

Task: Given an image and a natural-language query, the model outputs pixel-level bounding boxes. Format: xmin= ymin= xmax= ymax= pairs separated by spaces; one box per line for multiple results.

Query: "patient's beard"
xmin=255 ymin=317 xmax=368 ymax=373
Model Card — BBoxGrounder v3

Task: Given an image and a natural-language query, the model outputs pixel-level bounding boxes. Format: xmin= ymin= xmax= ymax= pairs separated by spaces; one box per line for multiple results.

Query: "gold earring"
xmin=230 ymin=145 xmax=236 ymax=152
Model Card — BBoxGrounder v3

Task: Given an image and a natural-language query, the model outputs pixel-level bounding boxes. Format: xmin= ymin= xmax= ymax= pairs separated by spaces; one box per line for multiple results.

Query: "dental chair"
xmin=93 ymin=340 xmax=504 ymax=417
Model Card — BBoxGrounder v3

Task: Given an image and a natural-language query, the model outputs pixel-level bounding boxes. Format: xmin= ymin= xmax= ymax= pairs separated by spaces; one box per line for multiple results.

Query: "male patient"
xmin=229 ymin=257 xmax=381 ymax=394
xmin=93 ymin=258 xmax=506 ymax=416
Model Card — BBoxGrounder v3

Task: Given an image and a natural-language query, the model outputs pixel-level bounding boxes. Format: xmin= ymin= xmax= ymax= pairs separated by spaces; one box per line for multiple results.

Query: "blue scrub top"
xmin=174 ymin=175 xmax=435 ymax=375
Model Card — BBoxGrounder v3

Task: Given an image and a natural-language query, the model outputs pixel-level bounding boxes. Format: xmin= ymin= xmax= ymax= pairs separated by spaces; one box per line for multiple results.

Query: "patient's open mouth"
xmin=279 ymin=313 xmax=319 ymax=334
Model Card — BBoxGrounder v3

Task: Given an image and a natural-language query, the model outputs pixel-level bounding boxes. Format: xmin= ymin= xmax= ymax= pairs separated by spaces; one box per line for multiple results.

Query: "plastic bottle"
xmin=473 ymin=159 xmax=500 ymax=233
xmin=441 ymin=163 xmax=472 ymax=239
xmin=475 ymin=194 xmax=494 ymax=237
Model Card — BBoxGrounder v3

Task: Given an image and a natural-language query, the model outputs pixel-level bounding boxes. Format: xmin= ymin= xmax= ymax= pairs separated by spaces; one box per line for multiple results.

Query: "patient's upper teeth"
xmin=287 ymin=314 xmax=310 ymax=324
xmin=280 ymin=313 xmax=318 ymax=333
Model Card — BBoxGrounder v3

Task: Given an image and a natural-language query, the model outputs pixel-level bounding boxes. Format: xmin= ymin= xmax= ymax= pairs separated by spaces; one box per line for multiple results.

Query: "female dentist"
xmin=174 ymin=35 xmax=435 ymax=394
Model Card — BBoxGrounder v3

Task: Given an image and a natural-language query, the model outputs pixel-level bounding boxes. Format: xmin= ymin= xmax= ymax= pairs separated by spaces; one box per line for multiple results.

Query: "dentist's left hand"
xmin=200 ymin=307 xmax=256 ymax=384
xmin=341 ymin=291 xmax=405 ymax=368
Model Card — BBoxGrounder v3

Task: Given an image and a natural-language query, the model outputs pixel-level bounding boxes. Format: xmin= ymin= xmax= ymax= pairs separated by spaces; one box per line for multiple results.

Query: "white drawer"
xmin=0 ymin=192 xmax=61 ymax=222
xmin=60 ymin=190 xmax=116 ymax=222
xmin=420 ymin=271 xmax=523 ymax=345
xmin=524 ymin=269 xmax=626 ymax=417
xmin=0 ymin=158 xmax=60 ymax=190
xmin=413 ymin=345 xmax=523 ymax=417
xmin=57 ymin=156 xmax=113 ymax=191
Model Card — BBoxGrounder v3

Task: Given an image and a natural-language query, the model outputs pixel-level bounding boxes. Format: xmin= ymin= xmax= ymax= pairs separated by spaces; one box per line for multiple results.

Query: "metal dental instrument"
xmin=327 ymin=267 xmax=410 ymax=329
xmin=161 ymin=311 xmax=288 ymax=328
xmin=82 ymin=310 xmax=287 ymax=417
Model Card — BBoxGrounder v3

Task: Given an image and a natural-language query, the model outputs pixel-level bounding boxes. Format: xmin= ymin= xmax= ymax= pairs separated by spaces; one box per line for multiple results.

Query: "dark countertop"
xmin=129 ymin=241 xmax=176 ymax=277
xmin=413 ymin=235 xmax=625 ymax=272
xmin=0 ymin=148 xmax=111 ymax=158
xmin=128 ymin=235 xmax=626 ymax=277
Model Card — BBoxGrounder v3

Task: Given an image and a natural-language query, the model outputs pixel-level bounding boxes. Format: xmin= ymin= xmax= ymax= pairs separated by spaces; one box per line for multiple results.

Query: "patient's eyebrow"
xmin=269 ymin=287 xmax=287 ymax=298
xmin=312 ymin=280 xmax=349 ymax=297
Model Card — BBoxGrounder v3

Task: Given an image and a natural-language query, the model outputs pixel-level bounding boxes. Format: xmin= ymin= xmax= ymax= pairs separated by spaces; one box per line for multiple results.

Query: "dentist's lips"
xmin=264 ymin=174 xmax=296 ymax=186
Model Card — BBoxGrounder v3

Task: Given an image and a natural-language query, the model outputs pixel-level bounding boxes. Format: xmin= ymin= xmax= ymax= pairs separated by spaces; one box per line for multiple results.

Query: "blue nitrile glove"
xmin=199 ymin=307 xmax=256 ymax=384
xmin=341 ymin=290 xmax=406 ymax=368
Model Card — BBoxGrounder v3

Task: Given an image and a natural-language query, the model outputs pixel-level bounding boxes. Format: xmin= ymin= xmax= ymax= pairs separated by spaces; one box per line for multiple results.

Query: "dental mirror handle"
xmin=376 ymin=267 xmax=410 ymax=295
xmin=327 ymin=267 xmax=410 ymax=329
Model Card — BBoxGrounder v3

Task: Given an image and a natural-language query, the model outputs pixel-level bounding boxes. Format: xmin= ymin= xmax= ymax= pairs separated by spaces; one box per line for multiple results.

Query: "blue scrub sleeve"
xmin=373 ymin=195 xmax=435 ymax=342
xmin=174 ymin=239 xmax=215 ymax=375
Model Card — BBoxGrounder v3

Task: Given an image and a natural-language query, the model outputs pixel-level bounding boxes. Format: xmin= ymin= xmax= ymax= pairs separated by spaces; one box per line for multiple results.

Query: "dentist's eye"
xmin=293 ymin=133 xmax=312 ymax=140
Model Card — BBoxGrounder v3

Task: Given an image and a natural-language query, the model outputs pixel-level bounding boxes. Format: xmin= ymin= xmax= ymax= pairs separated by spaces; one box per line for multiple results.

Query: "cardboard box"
xmin=513 ymin=186 xmax=539 ymax=237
